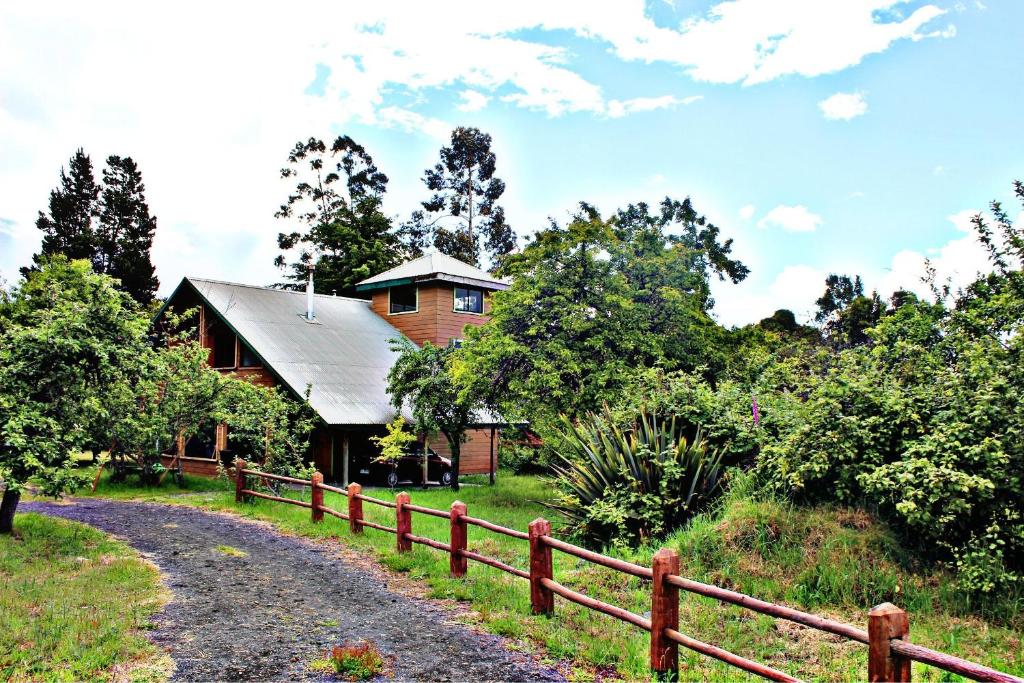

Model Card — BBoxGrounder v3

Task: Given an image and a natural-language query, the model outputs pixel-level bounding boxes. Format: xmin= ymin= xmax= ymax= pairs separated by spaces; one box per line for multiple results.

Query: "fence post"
xmin=348 ymin=482 xmax=363 ymax=534
xmin=310 ymin=471 xmax=324 ymax=523
xmin=650 ymin=548 xmax=680 ymax=677
xmin=235 ymin=458 xmax=247 ymax=503
xmin=869 ymin=602 xmax=911 ymax=682
xmin=396 ymin=491 xmax=412 ymax=553
xmin=528 ymin=518 xmax=554 ymax=616
xmin=450 ymin=501 xmax=468 ymax=577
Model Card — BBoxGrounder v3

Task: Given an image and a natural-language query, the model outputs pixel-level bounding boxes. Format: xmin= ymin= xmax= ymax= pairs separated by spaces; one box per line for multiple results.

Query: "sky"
xmin=1 ymin=0 xmax=1022 ymax=326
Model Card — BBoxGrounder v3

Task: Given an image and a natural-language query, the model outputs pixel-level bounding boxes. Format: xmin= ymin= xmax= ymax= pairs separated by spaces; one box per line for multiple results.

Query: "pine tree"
xmin=96 ymin=156 xmax=159 ymax=304
xmin=403 ymin=127 xmax=515 ymax=269
xmin=274 ymin=135 xmax=403 ymax=296
xmin=26 ymin=148 xmax=99 ymax=274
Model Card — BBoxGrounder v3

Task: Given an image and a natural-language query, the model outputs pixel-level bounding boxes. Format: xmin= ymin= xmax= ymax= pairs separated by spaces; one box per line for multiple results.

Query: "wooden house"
xmin=154 ymin=253 xmax=509 ymax=482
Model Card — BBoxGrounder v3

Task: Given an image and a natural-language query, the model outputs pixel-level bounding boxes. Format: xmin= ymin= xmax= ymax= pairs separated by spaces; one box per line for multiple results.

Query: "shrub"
xmin=495 ymin=430 xmax=552 ymax=473
xmin=330 ymin=642 xmax=384 ymax=681
xmin=547 ymin=408 xmax=724 ymax=547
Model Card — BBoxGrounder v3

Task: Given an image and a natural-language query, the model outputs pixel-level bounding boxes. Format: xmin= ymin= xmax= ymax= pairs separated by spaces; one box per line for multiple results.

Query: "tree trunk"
xmin=449 ymin=439 xmax=461 ymax=491
xmin=0 ymin=489 xmax=21 ymax=534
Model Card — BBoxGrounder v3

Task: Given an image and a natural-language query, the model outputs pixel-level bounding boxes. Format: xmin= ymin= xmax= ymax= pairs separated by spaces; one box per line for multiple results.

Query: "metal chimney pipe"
xmin=306 ymin=265 xmax=315 ymax=321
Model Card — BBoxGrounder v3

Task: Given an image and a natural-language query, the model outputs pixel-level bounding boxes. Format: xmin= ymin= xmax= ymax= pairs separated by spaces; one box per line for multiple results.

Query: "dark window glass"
xmin=210 ymin=321 xmax=236 ymax=368
xmin=238 ymin=341 xmax=261 ymax=368
xmin=454 ymin=287 xmax=483 ymax=313
xmin=390 ymin=285 xmax=417 ymax=313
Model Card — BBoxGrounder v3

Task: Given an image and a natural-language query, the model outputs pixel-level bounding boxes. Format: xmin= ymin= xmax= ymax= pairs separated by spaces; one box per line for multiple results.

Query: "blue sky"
xmin=1 ymin=1 xmax=1021 ymax=325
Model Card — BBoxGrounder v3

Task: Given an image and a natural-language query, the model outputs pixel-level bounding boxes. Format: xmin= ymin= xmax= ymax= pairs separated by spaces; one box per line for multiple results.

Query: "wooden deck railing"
xmin=234 ymin=460 xmax=1022 ymax=683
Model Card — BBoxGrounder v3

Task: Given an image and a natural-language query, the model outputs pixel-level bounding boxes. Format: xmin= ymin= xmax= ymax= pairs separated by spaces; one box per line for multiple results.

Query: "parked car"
xmin=352 ymin=444 xmax=454 ymax=488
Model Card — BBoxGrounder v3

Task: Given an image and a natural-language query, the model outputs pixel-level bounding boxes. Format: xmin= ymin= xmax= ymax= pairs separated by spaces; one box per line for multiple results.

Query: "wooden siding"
xmin=371 ymin=283 xmax=491 ymax=346
xmin=431 ymin=428 xmax=499 ymax=475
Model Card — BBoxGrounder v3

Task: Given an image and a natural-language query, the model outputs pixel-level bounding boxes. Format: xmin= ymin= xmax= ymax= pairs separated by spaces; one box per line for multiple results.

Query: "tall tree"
xmin=403 ymin=127 xmax=514 ymax=268
xmin=275 ymin=136 xmax=403 ymax=296
xmin=456 ymin=199 xmax=748 ymax=432
xmin=814 ymin=273 xmax=883 ymax=347
xmin=96 ymin=155 xmax=160 ymax=304
xmin=0 ymin=257 xmax=146 ymax=531
xmin=25 ymin=148 xmax=99 ymax=275
xmin=386 ymin=338 xmax=481 ymax=490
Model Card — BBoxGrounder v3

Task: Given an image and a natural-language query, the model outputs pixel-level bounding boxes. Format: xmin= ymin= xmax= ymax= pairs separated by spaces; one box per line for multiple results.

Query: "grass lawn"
xmin=79 ymin=469 xmax=1024 ymax=682
xmin=0 ymin=512 xmax=170 ymax=682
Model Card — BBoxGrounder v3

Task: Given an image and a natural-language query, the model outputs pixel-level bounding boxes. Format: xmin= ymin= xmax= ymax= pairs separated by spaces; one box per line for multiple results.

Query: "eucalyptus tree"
xmin=403 ymin=127 xmax=514 ymax=268
xmin=275 ymin=136 xmax=402 ymax=295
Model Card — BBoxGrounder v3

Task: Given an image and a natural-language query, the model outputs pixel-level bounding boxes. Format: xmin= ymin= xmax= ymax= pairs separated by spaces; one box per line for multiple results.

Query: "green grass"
xmin=0 ymin=513 xmax=169 ymax=682
xmin=79 ymin=469 xmax=1024 ymax=682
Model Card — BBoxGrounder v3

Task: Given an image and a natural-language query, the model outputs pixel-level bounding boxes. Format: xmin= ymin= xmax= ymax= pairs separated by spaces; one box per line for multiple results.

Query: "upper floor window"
xmin=238 ymin=340 xmax=261 ymax=368
xmin=390 ymin=285 xmax=418 ymax=314
xmin=209 ymin=320 xmax=236 ymax=368
xmin=454 ymin=287 xmax=483 ymax=314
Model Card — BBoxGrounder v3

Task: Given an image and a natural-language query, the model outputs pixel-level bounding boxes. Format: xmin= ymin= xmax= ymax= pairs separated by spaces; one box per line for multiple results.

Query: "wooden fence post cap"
xmin=653 ymin=547 xmax=679 ymax=562
xmin=348 ymin=482 xmax=361 ymax=493
xmin=870 ymin=603 xmax=903 ymax=616
xmin=451 ymin=500 xmax=466 ymax=509
xmin=529 ymin=517 xmax=550 ymax=529
xmin=396 ymin=491 xmax=410 ymax=502
xmin=311 ymin=471 xmax=323 ymax=483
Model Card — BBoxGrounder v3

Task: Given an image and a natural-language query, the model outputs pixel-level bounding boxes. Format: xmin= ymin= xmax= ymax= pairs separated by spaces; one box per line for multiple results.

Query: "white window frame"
xmin=453 ymin=286 xmax=484 ymax=315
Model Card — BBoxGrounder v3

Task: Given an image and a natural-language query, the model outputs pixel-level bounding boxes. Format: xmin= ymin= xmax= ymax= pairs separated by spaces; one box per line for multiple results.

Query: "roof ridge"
xmin=186 ymin=277 xmax=371 ymax=304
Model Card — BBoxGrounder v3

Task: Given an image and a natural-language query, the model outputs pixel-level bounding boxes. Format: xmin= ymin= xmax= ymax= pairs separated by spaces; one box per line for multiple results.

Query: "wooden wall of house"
xmin=371 ymin=283 xmax=491 ymax=346
xmin=431 ymin=428 xmax=499 ymax=475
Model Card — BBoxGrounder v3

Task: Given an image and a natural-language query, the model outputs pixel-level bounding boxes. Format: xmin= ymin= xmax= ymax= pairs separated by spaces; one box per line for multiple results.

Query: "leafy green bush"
xmin=498 ymin=428 xmax=552 ymax=474
xmin=547 ymin=408 xmax=723 ymax=547
xmin=757 ymin=290 xmax=1024 ymax=595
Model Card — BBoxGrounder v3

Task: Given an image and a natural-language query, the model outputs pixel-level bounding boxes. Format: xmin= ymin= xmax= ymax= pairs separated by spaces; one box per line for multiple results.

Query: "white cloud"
xmin=739 ymin=204 xmax=755 ymax=220
xmin=605 ymin=94 xmax=697 ymax=118
xmin=0 ymin=0 xmax=954 ymax=290
xmin=757 ymin=205 xmax=823 ymax=232
xmin=819 ymin=91 xmax=868 ymax=120
xmin=375 ymin=107 xmax=451 ymax=141
xmin=647 ymin=0 xmax=948 ymax=85
xmin=713 ymin=264 xmax=825 ymax=327
xmin=946 ymin=208 xmax=978 ymax=232
xmin=456 ymin=90 xmax=490 ymax=112
xmin=875 ymin=214 xmax=992 ymax=298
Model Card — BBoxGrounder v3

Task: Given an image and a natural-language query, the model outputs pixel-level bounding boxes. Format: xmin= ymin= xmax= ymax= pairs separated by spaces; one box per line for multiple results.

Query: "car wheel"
xmin=440 ymin=470 xmax=453 ymax=487
xmin=386 ymin=470 xmax=399 ymax=488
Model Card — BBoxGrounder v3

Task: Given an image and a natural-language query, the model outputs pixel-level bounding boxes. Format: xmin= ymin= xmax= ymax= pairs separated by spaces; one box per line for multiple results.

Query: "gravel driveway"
xmin=24 ymin=498 xmax=563 ymax=682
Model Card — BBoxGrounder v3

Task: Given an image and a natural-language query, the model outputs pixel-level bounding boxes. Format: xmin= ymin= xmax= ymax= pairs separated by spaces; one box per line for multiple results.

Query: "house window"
xmin=454 ymin=287 xmax=483 ymax=313
xmin=209 ymin=321 xmax=236 ymax=368
xmin=238 ymin=340 xmax=261 ymax=368
xmin=389 ymin=285 xmax=418 ymax=314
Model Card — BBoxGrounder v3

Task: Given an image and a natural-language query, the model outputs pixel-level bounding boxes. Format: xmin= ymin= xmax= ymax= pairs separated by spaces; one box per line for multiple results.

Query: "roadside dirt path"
xmin=24 ymin=498 xmax=563 ymax=682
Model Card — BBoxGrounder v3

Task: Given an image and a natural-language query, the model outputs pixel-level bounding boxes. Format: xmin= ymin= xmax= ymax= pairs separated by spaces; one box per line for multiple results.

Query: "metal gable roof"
xmin=355 ymin=252 xmax=510 ymax=291
xmin=185 ymin=277 xmax=410 ymax=426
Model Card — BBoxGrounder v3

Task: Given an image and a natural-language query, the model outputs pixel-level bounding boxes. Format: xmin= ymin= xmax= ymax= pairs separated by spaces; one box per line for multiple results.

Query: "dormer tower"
xmin=355 ymin=253 xmax=509 ymax=347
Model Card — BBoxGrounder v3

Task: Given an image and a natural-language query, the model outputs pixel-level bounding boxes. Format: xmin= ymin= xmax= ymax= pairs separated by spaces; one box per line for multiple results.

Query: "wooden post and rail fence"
xmin=234 ymin=460 xmax=1022 ymax=683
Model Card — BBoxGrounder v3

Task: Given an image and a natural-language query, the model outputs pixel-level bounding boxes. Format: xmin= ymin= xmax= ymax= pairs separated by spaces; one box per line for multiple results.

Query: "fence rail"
xmin=233 ymin=459 xmax=1022 ymax=683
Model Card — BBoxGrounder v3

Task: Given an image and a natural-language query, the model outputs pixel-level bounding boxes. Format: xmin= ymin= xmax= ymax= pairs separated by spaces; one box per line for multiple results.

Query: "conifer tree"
xmin=403 ymin=127 xmax=515 ymax=268
xmin=96 ymin=156 xmax=159 ymax=304
xmin=26 ymin=148 xmax=99 ymax=274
